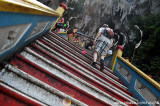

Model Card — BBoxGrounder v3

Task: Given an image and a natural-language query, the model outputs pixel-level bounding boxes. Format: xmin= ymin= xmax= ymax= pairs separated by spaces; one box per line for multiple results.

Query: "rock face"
xmin=37 ymin=0 xmax=66 ymax=10
xmin=39 ymin=0 xmax=160 ymax=37
xmin=77 ymin=0 xmax=160 ymax=37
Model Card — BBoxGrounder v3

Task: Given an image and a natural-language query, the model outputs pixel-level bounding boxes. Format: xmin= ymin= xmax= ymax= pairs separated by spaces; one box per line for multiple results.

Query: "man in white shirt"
xmin=91 ymin=24 xmax=114 ymax=71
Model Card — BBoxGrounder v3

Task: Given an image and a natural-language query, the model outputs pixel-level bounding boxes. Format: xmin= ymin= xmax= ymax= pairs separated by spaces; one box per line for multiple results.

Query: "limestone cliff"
xmin=38 ymin=0 xmax=160 ymax=38
xmin=76 ymin=0 xmax=160 ymax=37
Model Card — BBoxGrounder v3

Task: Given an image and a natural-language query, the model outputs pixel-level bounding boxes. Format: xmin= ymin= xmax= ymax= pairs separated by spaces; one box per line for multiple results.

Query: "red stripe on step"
xmin=10 ymin=55 xmax=111 ymax=106
xmin=0 ymin=84 xmax=42 ymax=106
xmin=39 ymin=38 xmax=122 ymax=84
xmin=47 ymin=33 xmax=93 ymax=61
xmin=46 ymin=34 xmax=116 ymax=76
xmin=50 ymin=32 xmax=117 ymax=76
xmin=50 ymin=31 xmax=93 ymax=58
xmin=41 ymin=38 xmax=121 ymax=83
xmin=38 ymin=39 xmax=131 ymax=96
xmin=28 ymin=43 xmax=135 ymax=104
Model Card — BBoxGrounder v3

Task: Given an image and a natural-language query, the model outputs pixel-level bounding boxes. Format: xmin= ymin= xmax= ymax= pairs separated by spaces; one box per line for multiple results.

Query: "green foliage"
xmin=125 ymin=14 xmax=160 ymax=81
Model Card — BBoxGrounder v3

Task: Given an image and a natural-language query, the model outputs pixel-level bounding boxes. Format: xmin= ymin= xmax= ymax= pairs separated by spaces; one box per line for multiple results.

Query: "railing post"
xmin=56 ymin=3 xmax=67 ymax=16
xmin=110 ymin=45 xmax=123 ymax=70
xmin=126 ymin=57 xmax=129 ymax=62
xmin=50 ymin=3 xmax=67 ymax=31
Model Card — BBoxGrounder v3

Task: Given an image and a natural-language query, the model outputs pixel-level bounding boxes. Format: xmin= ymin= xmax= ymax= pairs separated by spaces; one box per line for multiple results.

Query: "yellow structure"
xmin=110 ymin=46 xmax=123 ymax=70
xmin=50 ymin=3 xmax=67 ymax=31
xmin=0 ymin=0 xmax=60 ymax=16
xmin=109 ymin=45 xmax=160 ymax=90
xmin=125 ymin=57 xmax=129 ymax=62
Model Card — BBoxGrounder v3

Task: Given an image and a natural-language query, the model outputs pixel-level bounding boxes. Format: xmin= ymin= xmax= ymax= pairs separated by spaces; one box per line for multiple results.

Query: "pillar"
xmin=110 ymin=45 xmax=123 ymax=70
xmin=50 ymin=3 xmax=67 ymax=31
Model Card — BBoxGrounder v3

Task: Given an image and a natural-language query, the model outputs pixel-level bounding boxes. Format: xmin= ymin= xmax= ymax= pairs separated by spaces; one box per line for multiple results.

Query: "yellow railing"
xmin=58 ymin=32 xmax=67 ymax=34
xmin=0 ymin=0 xmax=60 ymax=16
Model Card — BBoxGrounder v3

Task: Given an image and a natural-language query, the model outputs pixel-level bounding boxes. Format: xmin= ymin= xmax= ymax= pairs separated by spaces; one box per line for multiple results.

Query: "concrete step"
xmin=0 ymin=82 xmax=46 ymax=106
xmin=47 ymin=33 xmax=93 ymax=64
xmin=20 ymin=47 xmax=137 ymax=105
xmin=0 ymin=64 xmax=87 ymax=106
xmin=49 ymin=31 xmax=114 ymax=73
xmin=42 ymin=35 xmax=121 ymax=83
xmin=0 ymin=31 xmax=139 ymax=105
xmin=19 ymin=48 xmax=126 ymax=105
xmin=34 ymin=39 xmax=130 ymax=94
xmin=45 ymin=33 xmax=119 ymax=81
xmin=50 ymin=31 xmax=93 ymax=58
xmin=34 ymin=39 xmax=137 ymax=100
xmin=9 ymin=55 xmax=110 ymax=106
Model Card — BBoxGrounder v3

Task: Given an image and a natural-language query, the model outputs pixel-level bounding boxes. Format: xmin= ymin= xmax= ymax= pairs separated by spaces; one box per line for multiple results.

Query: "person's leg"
xmin=93 ymin=51 xmax=98 ymax=62
xmin=66 ymin=35 xmax=69 ymax=41
xmin=100 ymin=55 xmax=105 ymax=71
xmin=71 ymin=37 xmax=75 ymax=43
xmin=99 ymin=41 xmax=109 ymax=71
xmin=92 ymin=40 xmax=101 ymax=68
xmin=91 ymin=51 xmax=98 ymax=68
xmin=68 ymin=36 xmax=72 ymax=42
xmin=100 ymin=55 xmax=105 ymax=60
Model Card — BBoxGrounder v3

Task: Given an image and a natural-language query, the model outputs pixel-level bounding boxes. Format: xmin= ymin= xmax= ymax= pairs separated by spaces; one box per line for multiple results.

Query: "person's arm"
xmin=93 ymin=31 xmax=101 ymax=45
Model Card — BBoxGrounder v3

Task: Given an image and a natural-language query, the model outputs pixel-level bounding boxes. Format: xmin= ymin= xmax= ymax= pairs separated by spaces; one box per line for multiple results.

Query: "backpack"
xmin=103 ymin=28 xmax=114 ymax=39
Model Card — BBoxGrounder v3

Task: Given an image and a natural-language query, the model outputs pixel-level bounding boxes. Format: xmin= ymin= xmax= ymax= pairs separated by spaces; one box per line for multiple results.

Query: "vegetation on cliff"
xmin=124 ymin=14 xmax=160 ymax=82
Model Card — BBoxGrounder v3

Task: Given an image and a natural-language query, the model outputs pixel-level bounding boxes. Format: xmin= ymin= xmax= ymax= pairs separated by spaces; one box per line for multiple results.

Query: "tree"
xmin=124 ymin=14 xmax=160 ymax=82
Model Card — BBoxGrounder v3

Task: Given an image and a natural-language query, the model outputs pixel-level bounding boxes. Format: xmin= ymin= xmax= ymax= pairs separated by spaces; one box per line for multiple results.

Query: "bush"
xmin=125 ymin=14 xmax=160 ymax=82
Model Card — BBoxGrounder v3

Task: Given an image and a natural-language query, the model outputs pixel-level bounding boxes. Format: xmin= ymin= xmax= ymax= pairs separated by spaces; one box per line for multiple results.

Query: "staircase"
xmin=0 ymin=31 xmax=138 ymax=106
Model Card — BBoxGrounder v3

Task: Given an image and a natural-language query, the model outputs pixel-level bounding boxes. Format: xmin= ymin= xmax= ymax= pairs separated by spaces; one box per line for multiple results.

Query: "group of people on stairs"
xmin=52 ymin=17 xmax=114 ymax=71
